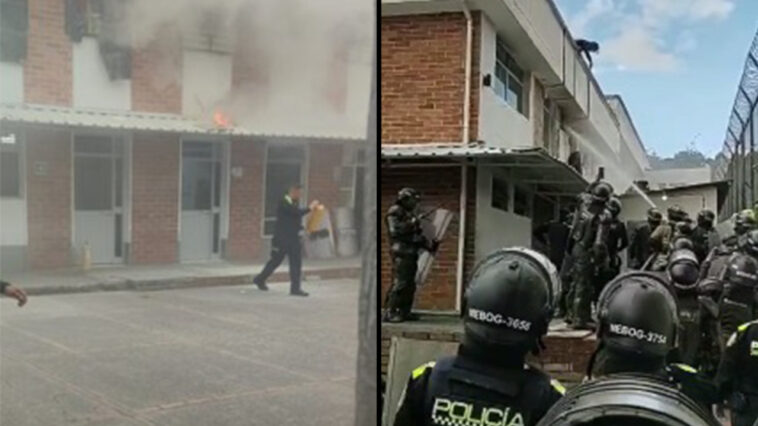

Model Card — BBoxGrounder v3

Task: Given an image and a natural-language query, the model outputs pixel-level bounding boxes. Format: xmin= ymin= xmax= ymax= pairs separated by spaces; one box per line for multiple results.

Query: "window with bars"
xmin=494 ymin=38 xmax=525 ymax=114
xmin=0 ymin=0 xmax=28 ymax=63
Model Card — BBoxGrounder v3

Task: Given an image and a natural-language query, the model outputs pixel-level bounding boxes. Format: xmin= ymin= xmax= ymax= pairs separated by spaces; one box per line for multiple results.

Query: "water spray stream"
xmin=565 ymin=127 xmax=657 ymax=209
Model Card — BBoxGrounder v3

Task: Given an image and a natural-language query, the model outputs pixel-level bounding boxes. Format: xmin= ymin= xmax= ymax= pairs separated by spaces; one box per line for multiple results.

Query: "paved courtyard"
xmin=0 ymin=280 xmax=359 ymax=425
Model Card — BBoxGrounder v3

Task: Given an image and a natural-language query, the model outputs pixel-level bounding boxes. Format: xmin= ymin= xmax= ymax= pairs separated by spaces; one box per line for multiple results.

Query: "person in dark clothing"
xmin=0 ymin=280 xmax=27 ymax=307
xmin=627 ymin=208 xmax=661 ymax=269
xmin=692 ymin=209 xmax=720 ymax=264
xmin=716 ymin=319 xmax=758 ymax=426
xmin=393 ymin=248 xmax=565 ymax=426
xmin=384 ymin=187 xmax=438 ymax=323
xmin=596 ymin=196 xmax=628 ymax=300
xmin=588 ymin=271 xmax=720 ymax=413
xmin=253 ymin=183 xmax=319 ymax=296
xmin=716 ymin=254 xmax=758 ymax=351
xmin=532 ymin=208 xmax=571 ymax=270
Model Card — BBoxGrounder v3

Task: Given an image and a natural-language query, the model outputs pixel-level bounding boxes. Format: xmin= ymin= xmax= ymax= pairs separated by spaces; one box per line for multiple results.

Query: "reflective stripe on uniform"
xmin=738 ymin=319 xmax=758 ymax=332
xmin=550 ymin=379 xmax=566 ymax=395
xmin=412 ymin=361 xmax=436 ymax=379
xmin=673 ymin=363 xmax=697 ymax=374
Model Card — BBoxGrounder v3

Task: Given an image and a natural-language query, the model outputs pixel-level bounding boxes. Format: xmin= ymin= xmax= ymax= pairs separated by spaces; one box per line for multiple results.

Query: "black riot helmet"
xmin=667 ymin=248 xmax=700 ymax=291
xmin=608 ymin=196 xmax=622 ymax=217
xmin=647 ymin=208 xmax=663 ymax=227
xmin=596 ymin=272 xmax=678 ymax=358
xmin=697 ymin=209 xmax=715 ymax=229
xmin=742 ymin=229 xmax=758 ymax=257
xmin=667 ymin=205 xmax=687 ymax=223
xmin=462 ymin=247 xmax=560 ymax=350
xmin=735 ymin=209 xmax=758 ymax=235
xmin=723 ymin=254 xmax=758 ymax=289
xmin=590 ymin=181 xmax=614 ymax=205
xmin=396 ymin=187 xmax=421 ymax=210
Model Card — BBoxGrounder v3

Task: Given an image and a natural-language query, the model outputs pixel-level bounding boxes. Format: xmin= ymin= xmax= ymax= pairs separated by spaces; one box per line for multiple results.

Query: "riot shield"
xmin=415 ymin=208 xmax=454 ymax=287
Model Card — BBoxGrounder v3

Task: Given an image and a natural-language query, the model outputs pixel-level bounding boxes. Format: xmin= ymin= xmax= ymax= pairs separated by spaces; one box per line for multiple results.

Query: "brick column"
xmin=226 ymin=137 xmax=265 ymax=261
xmin=24 ymin=0 xmax=72 ymax=105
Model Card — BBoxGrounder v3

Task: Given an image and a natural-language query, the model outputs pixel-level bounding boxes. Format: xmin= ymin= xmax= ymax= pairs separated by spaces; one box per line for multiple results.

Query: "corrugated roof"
xmin=0 ymin=103 xmax=360 ymax=141
xmin=382 ymin=143 xmax=589 ymax=196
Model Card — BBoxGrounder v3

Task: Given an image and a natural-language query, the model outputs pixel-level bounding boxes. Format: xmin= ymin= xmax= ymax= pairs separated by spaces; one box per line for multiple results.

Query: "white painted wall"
xmin=619 ymin=187 xmax=718 ymax=223
xmin=646 ymin=167 xmax=712 ymax=189
xmin=479 ymin=16 xmax=533 ymax=149
xmin=0 ymin=63 xmax=23 ymax=103
xmin=475 ymin=167 xmax=532 ymax=262
xmin=72 ymin=38 xmax=131 ymax=110
xmin=505 ymin=0 xmax=563 ymax=80
xmin=182 ymin=50 xmax=233 ymax=118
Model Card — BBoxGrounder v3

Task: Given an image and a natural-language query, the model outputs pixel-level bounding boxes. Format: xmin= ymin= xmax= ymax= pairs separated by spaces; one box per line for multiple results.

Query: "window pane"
xmin=114 ymin=157 xmax=123 ymax=207
xmin=213 ymin=160 xmax=221 ymax=207
xmin=182 ymin=160 xmax=212 ymax=210
xmin=75 ymin=156 xmax=113 ymax=210
xmin=491 ymin=177 xmax=509 ymax=212
xmin=514 ymin=187 xmax=530 ymax=217
xmin=213 ymin=213 xmax=220 ymax=253
xmin=508 ymin=78 xmax=523 ymax=112
xmin=1 ymin=151 xmax=20 ymax=197
xmin=75 ymin=136 xmax=112 ymax=154
xmin=115 ymin=213 xmax=122 ymax=257
xmin=183 ymin=142 xmax=213 ymax=159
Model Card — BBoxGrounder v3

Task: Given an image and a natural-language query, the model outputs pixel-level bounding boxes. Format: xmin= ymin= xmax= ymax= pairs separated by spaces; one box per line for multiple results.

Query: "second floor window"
xmin=494 ymin=38 xmax=525 ymax=114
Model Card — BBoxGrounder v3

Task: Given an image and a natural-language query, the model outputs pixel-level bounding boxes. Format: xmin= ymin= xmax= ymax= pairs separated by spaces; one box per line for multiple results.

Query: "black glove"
xmin=428 ymin=239 xmax=440 ymax=253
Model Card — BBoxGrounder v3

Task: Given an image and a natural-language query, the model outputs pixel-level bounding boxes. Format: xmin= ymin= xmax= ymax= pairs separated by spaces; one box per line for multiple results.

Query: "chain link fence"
xmin=714 ymin=28 xmax=758 ymax=220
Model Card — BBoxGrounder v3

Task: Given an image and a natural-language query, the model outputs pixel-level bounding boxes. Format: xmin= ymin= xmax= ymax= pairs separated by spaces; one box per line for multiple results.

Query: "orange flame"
xmin=213 ymin=110 xmax=232 ymax=128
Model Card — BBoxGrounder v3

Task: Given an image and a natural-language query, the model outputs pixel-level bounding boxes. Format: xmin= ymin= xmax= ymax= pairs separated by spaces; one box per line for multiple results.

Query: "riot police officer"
xmin=724 ymin=209 xmax=758 ymax=250
xmin=393 ymin=248 xmax=566 ymax=426
xmin=716 ymin=254 xmax=758 ymax=351
xmin=717 ymin=319 xmax=758 ymax=426
xmin=384 ymin=188 xmax=438 ymax=323
xmin=692 ymin=209 xmax=720 ymax=264
xmin=628 ymin=207 xmax=662 ymax=269
xmin=597 ymin=196 xmax=628 ymax=299
xmin=587 ymin=271 xmax=719 ymax=411
xmin=567 ymin=181 xmax=613 ymax=329
xmin=698 ymin=209 xmax=756 ymax=284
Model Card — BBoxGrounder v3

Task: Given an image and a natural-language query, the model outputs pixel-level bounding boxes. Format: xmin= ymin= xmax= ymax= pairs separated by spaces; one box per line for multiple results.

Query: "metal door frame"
xmin=179 ymin=138 xmax=228 ymax=261
xmin=70 ymin=131 xmax=127 ymax=263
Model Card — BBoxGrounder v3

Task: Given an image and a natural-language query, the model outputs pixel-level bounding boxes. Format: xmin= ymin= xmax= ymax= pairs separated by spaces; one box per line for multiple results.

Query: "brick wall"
xmin=24 ymin=0 xmax=72 ymax=105
xmin=381 ymin=13 xmax=480 ymax=144
xmin=226 ymin=138 xmax=265 ymax=261
xmin=132 ymin=27 xmax=183 ymax=113
xmin=381 ymin=167 xmax=462 ymax=311
xmin=131 ymin=133 xmax=179 ymax=263
xmin=26 ymin=128 xmax=72 ymax=269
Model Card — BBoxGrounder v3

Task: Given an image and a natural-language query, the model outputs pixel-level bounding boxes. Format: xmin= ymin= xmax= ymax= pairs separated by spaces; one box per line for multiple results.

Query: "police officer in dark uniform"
xmin=717 ymin=254 xmax=758 ymax=351
xmin=587 ymin=271 xmax=720 ymax=411
xmin=717 ymin=319 xmax=758 ymax=426
xmin=532 ymin=208 xmax=571 ymax=271
xmin=596 ymin=196 xmax=628 ymax=300
xmin=628 ymin=207 xmax=662 ymax=270
xmin=384 ymin=188 xmax=438 ymax=323
xmin=393 ymin=248 xmax=566 ymax=426
xmin=253 ymin=183 xmax=319 ymax=296
xmin=692 ymin=209 xmax=720 ymax=264
xmin=567 ymin=181 xmax=612 ymax=329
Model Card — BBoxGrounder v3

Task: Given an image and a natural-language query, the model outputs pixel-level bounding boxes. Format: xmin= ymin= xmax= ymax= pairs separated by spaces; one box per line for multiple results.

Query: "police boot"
xmin=403 ymin=312 xmax=421 ymax=321
xmin=386 ymin=310 xmax=406 ymax=323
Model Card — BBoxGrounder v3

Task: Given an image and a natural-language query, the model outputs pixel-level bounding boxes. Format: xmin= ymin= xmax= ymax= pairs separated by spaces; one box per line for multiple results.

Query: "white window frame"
xmin=0 ymin=128 xmax=24 ymax=199
xmin=493 ymin=37 xmax=525 ymax=114
xmin=261 ymin=142 xmax=309 ymax=238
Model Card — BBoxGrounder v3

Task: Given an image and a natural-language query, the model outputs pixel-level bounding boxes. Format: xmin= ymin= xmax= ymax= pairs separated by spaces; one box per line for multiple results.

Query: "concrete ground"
xmin=0 ymin=279 xmax=359 ymax=426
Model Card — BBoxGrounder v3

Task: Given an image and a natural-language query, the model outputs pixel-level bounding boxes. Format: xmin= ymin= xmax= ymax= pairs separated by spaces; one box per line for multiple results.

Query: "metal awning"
xmin=0 ymin=103 xmax=361 ymax=141
xmin=382 ymin=144 xmax=589 ymax=196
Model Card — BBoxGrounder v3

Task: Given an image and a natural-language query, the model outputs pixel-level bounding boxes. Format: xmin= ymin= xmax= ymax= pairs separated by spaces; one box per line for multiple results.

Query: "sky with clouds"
xmin=554 ymin=0 xmax=758 ymax=158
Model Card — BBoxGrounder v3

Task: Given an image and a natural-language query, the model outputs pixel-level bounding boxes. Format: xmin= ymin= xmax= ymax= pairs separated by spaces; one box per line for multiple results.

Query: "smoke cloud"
xmin=124 ymin=0 xmax=373 ymax=138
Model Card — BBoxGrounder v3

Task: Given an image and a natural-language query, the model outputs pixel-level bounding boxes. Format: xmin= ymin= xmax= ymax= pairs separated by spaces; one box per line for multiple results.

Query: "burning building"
xmin=0 ymin=0 xmax=372 ymax=272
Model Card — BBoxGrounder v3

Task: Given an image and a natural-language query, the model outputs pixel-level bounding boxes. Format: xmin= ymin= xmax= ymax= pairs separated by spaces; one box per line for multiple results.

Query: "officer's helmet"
xmin=596 ymin=272 xmax=678 ymax=358
xmin=463 ymin=247 xmax=559 ymax=348
xmin=590 ymin=181 xmax=614 ymax=205
xmin=742 ymin=229 xmax=758 ymax=257
xmin=608 ymin=197 xmax=622 ymax=217
xmin=723 ymin=253 xmax=758 ymax=289
xmin=735 ymin=209 xmax=758 ymax=235
xmin=647 ymin=208 xmax=663 ymax=224
xmin=697 ymin=209 xmax=715 ymax=227
xmin=667 ymin=248 xmax=699 ymax=291
xmin=396 ymin=187 xmax=420 ymax=210
xmin=667 ymin=205 xmax=687 ymax=223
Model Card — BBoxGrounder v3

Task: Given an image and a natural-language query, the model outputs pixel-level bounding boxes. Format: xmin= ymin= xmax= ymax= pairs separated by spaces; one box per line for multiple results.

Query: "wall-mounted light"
xmin=661 ymin=193 xmax=668 ymax=201
xmin=482 ymin=74 xmax=492 ymax=87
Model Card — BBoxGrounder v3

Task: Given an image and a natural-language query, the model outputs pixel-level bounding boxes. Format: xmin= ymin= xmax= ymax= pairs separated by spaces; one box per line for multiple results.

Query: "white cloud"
xmin=558 ymin=0 xmax=735 ymax=72
xmin=603 ymin=27 xmax=679 ymax=71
